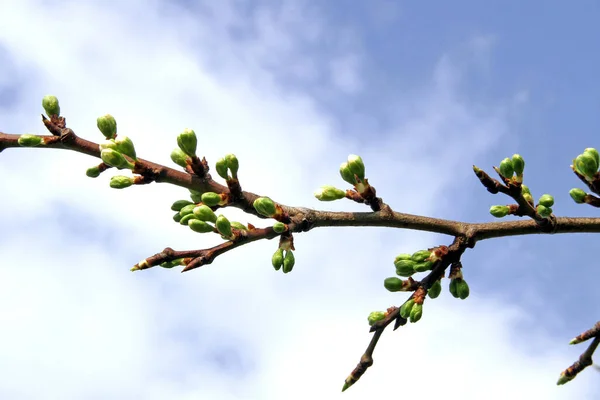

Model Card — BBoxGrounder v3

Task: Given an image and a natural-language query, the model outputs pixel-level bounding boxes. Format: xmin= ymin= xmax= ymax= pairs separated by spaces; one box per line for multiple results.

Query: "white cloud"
xmin=0 ymin=0 xmax=596 ymax=399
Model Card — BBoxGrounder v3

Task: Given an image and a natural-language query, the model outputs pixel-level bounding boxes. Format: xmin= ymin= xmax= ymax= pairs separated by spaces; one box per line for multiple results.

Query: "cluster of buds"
xmin=171 ymin=199 xmax=239 ymax=239
xmin=497 ymin=154 xmax=525 ymax=183
xmin=448 ymin=264 xmax=470 ymax=300
xmin=271 ymin=247 xmax=295 ymax=273
xmin=572 ymin=148 xmax=599 ymax=182
xmin=392 ymin=247 xmax=446 ymax=278
xmin=95 ymin=115 xmax=139 ymax=174
xmin=170 ymin=128 xmax=199 ymax=169
xmin=215 ymin=154 xmax=240 ymax=181
xmin=490 ymin=185 xmax=554 ymax=218
xmin=339 ymin=154 xmax=368 ymax=194
xmin=399 ymin=291 xmax=425 ymax=323
xmin=367 ymin=310 xmax=387 ymax=326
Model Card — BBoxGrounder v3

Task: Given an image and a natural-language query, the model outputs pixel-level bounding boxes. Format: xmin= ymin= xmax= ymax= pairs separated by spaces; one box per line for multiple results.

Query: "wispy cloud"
xmin=0 ymin=0 xmax=596 ymax=399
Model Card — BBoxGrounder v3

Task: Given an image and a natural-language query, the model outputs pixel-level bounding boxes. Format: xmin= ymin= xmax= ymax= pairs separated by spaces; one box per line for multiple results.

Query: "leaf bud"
xmin=101 ymin=148 xmax=132 ymax=169
xmin=201 ymin=192 xmax=222 ymax=207
xmin=17 ymin=134 xmax=42 ymax=147
xmin=314 ymin=185 xmax=346 ymax=201
xmin=368 ymin=311 xmax=386 ymax=326
xmin=188 ymin=219 xmax=215 ymax=233
xmin=489 ymin=205 xmax=510 ymax=218
xmin=511 ymin=154 xmax=525 ymax=176
xmin=538 ymin=194 xmax=554 ymax=208
xmin=413 ymin=261 xmax=434 ymax=273
xmin=347 ymin=154 xmax=365 ymax=181
xmin=109 ymin=175 xmax=134 ymax=189
xmin=409 ymin=303 xmax=423 ymax=323
xmin=179 ymin=213 xmax=197 ymax=225
xmin=253 ymin=197 xmax=277 ymax=217
xmin=272 ymin=248 xmax=284 ymax=270
xmin=399 ymin=299 xmax=415 ymax=319
xmin=42 ymin=95 xmax=60 ymax=116
xmin=575 ymin=153 xmax=598 ymax=178
xmin=193 ymin=205 xmax=218 ymax=222
xmin=215 ymin=215 xmax=232 ymax=238
xmin=411 ymin=250 xmax=431 ymax=263
xmin=569 ymin=188 xmax=586 ymax=204
xmin=282 ymin=250 xmax=295 ymax=273
xmin=171 ymin=200 xmax=194 ymax=211
xmin=96 ymin=114 xmax=117 ymax=139
xmin=428 ymin=280 xmax=442 ymax=299
xmin=272 ymin=222 xmax=286 ymax=233
xmin=177 ymin=128 xmax=197 ymax=157
xmin=215 ymin=157 xmax=229 ymax=180
xmin=394 ymin=259 xmax=416 ymax=277
xmin=584 ymin=148 xmax=600 ymax=168
xmin=456 ymin=278 xmax=470 ymax=300
xmin=536 ymin=204 xmax=552 ymax=218
xmin=86 ymin=166 xmax=101 ymax=178
xmin=383 ymin=277 xmax=404 ymax=292
xmin=170 ymin=148 xmax=189 ymax=168
xmin=230 ymin=221 xmax=248 ymax=231
xmin=114 ymin=136 xmax=136 ymax=160
xmin=339 ymin=162 xmax=356 ymax=185
xmin=499 ymin=157 xmax=514 ymax=179
xmin=179 ymin=204 xmax=196 ymax=216
xmin=225 ymin=154 xmax=239 ymax=179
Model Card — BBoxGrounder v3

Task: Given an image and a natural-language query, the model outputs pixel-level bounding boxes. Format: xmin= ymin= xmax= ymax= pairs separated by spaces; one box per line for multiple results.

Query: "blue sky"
xmin=1 ymin=0 xmax=599 ymax=399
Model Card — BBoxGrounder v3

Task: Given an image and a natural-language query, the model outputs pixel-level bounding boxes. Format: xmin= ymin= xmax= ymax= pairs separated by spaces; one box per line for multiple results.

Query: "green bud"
xmin=394 ymin=259 xmax=416 ymax=277
xmin=339 ymin=162 xmax=356 ymax=185
xmin=201 ymin=192 xmax=222 ymax=207
xmin=409 ymin=303 xmax=423 ymax=323
xmin=347 ymin=154 xmax=365 ymax=181
xmin=367 ymin=311 xmax=386 ymax=326
xmin=17 ymin=134 xmax=42 ymax=147
xmin=96 ymin=114 xmax=117 ymax=139
xmin=538 ymin=194 xmax=554 ymax=208
xmin=188 ymin=219 xmax=215 ymax=233
xmin=177 ymin=128 xmax=197 ymax=157
xmin=42 ymin=95 xmax=60 ymax=116
xmin=272 ymin=248 xmax=284 ymax=270
xmin=171 ymin=200 xmax=194 ymax=211
xmin=109 ymin=175 xmax=134 ymax=189
xmin=383 ymin=277 xmax=404 ymax=292
xmin=189 ymin=189 xmax=202 ymax=203
xmin=394 ymin=253 xmax=413 ymax=262
xmin=399 ymin=299 xmax=415 ymax=319
xmin=428 ymin=280 xmax=442 ymax=299
xmin=86 ymin=166 xmax=101 ymax=178
xmin=282 ymin=250 xmax=295 ymax=273
xmin=272 ymin=222 xmax=286 ymax=233
xmin=99 ymin=140 xmax=118 ymax=152
xmin=569 ymin=188 xmax=587 ymax=204
xmin=584 ymin=148 xmax=600 ymax=168
xmin=511 ymin=154 xmax=525 ymax=176
xmin=456 ymin=279 xmax=470 ymax=300
xmin=253 ymin=197 xmax=277 ymax=217
xmin=193 ymin=205 xmax=217 ymax=222
xmin=160 ymin=258 xmax=184 ymax=269
xmin=179 ymin=213 xmax=197 ymax=225
xmin=521 ymin=184 xmax=531 ymax=195
xmin=314 ymin=185 xmax=346 ymax=201
xmin=101 ymin=149 xmax=132 ymax=169
xmin=411 ymin=250 xmax=431 ymax=263
xmin=215 ymin=158 xmax=229 ymax=180
xmin=114 ymin=136 xmax=136 ymax=160
xmin=536 ymin=204 xmax=552 ymax=218
xmin=225 ymin=154 xmax=239 ymax=179
xmin=170 ymin=148 xmax=189 ymax=168
xmin=499 ymin=157 xmax=514 ymax=179
xmin=413 ymin=261 xmax=434 ymax=273
xmin=230 ymin=221 xmax=248 ymax=231
xmin=575 ymin=153 xmax=598 ymax=178
xmin=449 ymin=279 xmax=459 ymax=298
xmin=179 ymin=204 xmax=196 ymax=216
xmin=523 ymin=193 xmax=534 ymax=204
xmin=173 ymin=212 xmax=183 ymax=223
xmin=215 ymin=215 xmax=232 ymax=237
xmin=489 ymin=205 xmax=510 ymax=218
